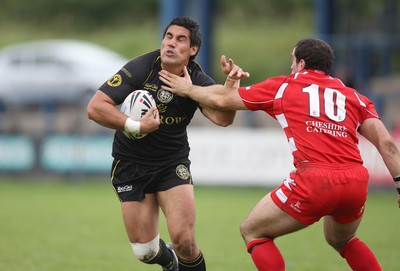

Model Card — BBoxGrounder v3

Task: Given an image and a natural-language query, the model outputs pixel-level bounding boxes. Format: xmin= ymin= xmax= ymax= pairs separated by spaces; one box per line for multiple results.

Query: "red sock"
xmin=339 ymin=237 xmax=382 ymax=271
xmin=247 ymin=238 xmax=285 ymax=271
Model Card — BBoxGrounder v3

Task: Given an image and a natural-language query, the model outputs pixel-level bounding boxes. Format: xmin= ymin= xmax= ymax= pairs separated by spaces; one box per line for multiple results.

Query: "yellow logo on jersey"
xmin=107 ymin=74 xmax=122 ymax=87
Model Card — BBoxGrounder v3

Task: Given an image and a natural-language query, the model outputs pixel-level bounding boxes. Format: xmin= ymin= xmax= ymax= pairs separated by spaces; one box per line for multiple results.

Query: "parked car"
xmin=0 ymin=39 xmax=128 ymax=105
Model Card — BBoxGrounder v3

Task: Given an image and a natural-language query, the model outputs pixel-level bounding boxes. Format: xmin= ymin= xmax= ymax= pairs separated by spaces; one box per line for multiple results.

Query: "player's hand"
xmin=140 ymin=107 xmax=160 ymax=134
xmin=220 ymin=55 xmax=250 ymax=80
xmin=159 ymin=67 xmax=193 ymax=97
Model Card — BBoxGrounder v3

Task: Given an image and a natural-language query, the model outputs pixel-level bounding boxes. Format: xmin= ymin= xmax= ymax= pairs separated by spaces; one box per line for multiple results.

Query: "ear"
xmin=299 ymin=59 xmax=306 ymax=70
xmin=190 ymin=45 xmax=199 ymax=57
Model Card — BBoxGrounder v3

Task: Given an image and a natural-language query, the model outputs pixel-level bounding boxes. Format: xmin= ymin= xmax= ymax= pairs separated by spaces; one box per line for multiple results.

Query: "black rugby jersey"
xmin=99 ymin=50 xmax=215 ymax=165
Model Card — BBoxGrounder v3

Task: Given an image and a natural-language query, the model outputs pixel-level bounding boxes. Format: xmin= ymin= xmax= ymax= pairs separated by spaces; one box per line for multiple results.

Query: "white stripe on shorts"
xmin=276 ymin=188 xmax=288 ymax=203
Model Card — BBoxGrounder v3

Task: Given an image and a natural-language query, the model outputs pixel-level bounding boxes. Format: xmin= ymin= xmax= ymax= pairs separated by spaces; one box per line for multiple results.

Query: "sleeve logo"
xmin=107 ymin=74 xmax=122 ymax=87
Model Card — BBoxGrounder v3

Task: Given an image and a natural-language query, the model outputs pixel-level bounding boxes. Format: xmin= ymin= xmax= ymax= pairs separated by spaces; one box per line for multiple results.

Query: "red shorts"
xmin=270 ymin=163 xmax=369 ymax=225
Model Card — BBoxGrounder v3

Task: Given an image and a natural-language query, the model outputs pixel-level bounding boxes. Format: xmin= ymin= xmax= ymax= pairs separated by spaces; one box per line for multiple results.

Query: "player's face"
xmin=161 ymin=25 xmax=198 ymax=70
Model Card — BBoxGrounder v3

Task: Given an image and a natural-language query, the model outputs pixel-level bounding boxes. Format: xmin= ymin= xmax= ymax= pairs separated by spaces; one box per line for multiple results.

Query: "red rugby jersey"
xmin=238 ymin=70 xmax=380 ymax=167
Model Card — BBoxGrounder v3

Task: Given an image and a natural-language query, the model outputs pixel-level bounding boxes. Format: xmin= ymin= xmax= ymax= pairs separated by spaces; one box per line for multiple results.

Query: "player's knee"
xmin=131 ymin=235 xmax=160 ymax=263
xmin=239 ymin=219 xmax=252 ymax=242
xmin=171 ymin=235 xmax=196 ymax=258
xmin=239 ymin=221 xmax=246 ymax=235
xmin=325 ymin=235 xmax=352 ymax=251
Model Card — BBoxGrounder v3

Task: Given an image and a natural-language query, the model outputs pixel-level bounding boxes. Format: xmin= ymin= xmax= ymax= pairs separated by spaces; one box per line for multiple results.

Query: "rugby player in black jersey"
xmin=87 ymin=16 xmax=248 ymax=271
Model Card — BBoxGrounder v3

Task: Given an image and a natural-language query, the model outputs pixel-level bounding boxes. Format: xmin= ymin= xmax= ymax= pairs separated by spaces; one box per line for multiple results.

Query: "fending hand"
xmin=220 ymin=55 xmax=250 ymax=80
xmin=159 ymin=67 xmax=193 ymax=97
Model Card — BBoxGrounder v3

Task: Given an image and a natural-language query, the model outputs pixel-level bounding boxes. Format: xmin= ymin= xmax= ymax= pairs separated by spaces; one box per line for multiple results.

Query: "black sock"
xmin=145 ymin=238 xmax=173 ymax=267
xmin=178 ymin=251 xmax=206 ymax=271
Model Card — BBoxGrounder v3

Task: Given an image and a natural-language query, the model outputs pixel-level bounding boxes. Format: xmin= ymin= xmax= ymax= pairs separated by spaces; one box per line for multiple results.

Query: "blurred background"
xmin=0 ymin=0 xmax=399 ymax=186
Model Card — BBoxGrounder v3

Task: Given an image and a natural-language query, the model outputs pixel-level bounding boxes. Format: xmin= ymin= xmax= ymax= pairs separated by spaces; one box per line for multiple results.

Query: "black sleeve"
xmin=98 ymin=50 xmax=158 ymax=105
xmin=189 ymin=61 xmax=215 ymax=87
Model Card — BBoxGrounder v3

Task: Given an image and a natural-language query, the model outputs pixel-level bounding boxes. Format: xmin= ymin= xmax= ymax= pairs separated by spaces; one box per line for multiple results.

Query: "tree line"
xmin=0 ymin=0 xmax=312 ymax=30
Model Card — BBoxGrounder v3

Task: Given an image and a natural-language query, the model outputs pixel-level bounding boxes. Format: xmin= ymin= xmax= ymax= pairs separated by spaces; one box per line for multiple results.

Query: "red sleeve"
xmin=355 ymin=92 xmax=381 ymax=123
xmin=238 ymin=76 xmax=288 ymax=113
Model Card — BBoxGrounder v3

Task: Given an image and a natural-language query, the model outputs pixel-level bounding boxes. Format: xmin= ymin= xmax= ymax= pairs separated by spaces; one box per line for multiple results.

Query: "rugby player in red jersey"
xmin=159 ymin=38 xmax=400 ymax=271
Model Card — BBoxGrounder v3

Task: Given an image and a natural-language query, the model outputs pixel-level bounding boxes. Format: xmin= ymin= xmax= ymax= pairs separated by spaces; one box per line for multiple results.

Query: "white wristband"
xmin=124 ymin=118 xmax=141 ymax=134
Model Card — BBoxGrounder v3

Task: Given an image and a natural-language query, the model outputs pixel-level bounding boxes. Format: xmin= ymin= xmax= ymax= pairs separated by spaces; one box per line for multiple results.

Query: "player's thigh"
xmin=240 ymin=192 xmax=307 ymax=243
xmin=121 ymin=193 xmax=160 ymax=243
xmin=323 ymin=215 xmax=362 ymax=250
xmin=157 ymin=184 xmax=196 ymax=239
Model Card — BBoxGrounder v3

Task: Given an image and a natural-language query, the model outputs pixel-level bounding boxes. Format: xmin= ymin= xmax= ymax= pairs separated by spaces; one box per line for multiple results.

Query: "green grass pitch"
xmin=0 ymin=179 xmax=398 ymax=271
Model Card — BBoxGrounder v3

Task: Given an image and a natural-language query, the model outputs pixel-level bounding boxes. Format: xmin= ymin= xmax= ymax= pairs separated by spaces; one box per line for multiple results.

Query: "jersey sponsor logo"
xmin=176 ymin=164 xmax=190 ymax=180
xmin=160 ymin=115 xmax=186 ymax=125
xmin=117 ymin=185 xmax=133 ymax=193
xmin=157 ymin=89 xmax=174 ymax=104
xmin=157 ymin=103 xmax=167 ymax=113
xmin=305 ymin=120 xmax=348 ymax=138
xmin=143 ymin=83 xmax=158 ymax=92
xmin=156 ymin=103 xmax=187 ymax=125
xmin=107 ymin=74 xmax=122 ymax=87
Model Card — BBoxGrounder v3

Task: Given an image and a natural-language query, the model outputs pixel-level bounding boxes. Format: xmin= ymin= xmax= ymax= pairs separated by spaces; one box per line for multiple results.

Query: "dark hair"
xmin=162 ymin=16 xmax=202 ymax=61
xmin=294 ymin=38 xmax=335 ymax=74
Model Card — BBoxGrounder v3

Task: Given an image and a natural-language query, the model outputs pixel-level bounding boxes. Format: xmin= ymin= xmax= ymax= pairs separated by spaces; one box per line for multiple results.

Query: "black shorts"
xmin=110 ymin=159 xmax=193 ymax=202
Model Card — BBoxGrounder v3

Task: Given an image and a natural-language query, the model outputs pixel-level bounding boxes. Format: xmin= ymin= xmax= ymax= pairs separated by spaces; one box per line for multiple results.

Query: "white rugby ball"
xmin=120 ymin=90 xmax=156 ymax=139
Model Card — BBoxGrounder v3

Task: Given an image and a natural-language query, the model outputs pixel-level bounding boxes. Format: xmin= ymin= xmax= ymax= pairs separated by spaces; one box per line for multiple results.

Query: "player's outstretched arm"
xmin=359 ymin=118 xmax=400 ymax=207
xmin=159 ymin=67 xmax=247 ymax=111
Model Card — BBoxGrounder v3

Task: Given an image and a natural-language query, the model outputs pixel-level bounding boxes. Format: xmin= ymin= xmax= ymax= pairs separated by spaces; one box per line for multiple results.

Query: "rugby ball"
xmin=120 ymin=90 xmax=156 ymax=139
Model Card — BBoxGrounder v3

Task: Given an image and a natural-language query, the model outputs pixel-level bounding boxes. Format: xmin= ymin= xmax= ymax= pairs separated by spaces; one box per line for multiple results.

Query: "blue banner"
xmin=0 ymin=135 xmax=35 ymax=171
xmin=40 ymin=135 xmax=113 ymax=173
